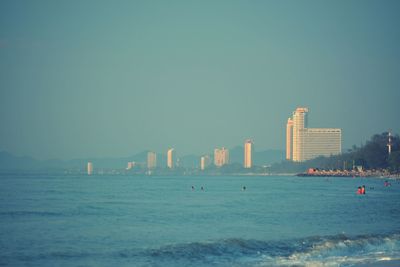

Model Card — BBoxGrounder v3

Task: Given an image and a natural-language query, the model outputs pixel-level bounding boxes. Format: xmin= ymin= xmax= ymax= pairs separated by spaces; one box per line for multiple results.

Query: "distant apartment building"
xmin=147 ymin=152 xmax=157 ymax=169
xmin=126 ymin=161 xmax=135 ymax=170
xmin=167 ymin=148 xmax=174 ymax=169
xmin=286 ymin=107 xmax=341 ymax=162
xmin=200 ymin=155 xmax=211 ymax=170
xmin=244 ymin=139 xmax=253 ymax=168
xmin=87 ymin=162 xmax=93 ymax=175
xmin=214 ymin=147 xmax=229 ymax=167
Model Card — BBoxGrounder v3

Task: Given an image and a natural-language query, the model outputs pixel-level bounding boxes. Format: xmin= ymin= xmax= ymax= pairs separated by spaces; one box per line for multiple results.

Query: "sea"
xmin=0 ymin=174 xmax=399 ymax=267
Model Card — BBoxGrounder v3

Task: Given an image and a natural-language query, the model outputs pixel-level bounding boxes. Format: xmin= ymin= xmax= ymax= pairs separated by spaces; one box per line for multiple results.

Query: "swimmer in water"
xmin=191 ymin=186 xmax=195 ymax=191
xmin=361 ymin=185 xmax=366 ymax=194
xmin=201 ymin=186 xmax=204 ymax=191
xmin=357 ymin=186 xmax=362 ymax=195
xmin=242 ymin=186 xmax=246 ymax=191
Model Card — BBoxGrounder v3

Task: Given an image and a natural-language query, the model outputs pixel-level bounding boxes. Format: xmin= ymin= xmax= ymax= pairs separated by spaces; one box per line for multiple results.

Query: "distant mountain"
xmin=229 ymin=146 xmax=245 ymax=164
xmin=178 ymin=155 xmax=200 ymax=169
xmin=0 ymin=151 xmax=150 ymax=171
xmin=0 ymin=151 xmax=39 ymax=170
xmin=253 ymin=150 xmax=286 ymax=166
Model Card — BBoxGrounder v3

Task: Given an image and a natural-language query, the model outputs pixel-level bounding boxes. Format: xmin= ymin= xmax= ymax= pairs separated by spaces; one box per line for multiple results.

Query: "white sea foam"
xmin=256 ymin=234 xmax=400 ymax=267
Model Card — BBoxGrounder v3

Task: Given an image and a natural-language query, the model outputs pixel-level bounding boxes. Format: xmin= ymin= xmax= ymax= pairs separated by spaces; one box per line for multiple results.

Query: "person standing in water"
xmin=361 ymin=185 xmax=366 ymax=194
xmin=357 ymin=186 xmax=362 ymax=194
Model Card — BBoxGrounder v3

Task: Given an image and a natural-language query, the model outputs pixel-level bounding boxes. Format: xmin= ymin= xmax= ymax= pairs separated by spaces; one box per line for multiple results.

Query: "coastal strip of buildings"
xmin=85 ymin=107 xmax=343 ymax=174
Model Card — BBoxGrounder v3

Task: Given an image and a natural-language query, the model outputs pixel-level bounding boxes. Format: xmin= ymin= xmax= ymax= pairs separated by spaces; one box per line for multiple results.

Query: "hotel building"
xmin=287 ymin=107 xmax=341 ymax=162
xmin=244 ymin=139 xmax=253 ymax=168
xmin=147 ymin=152 xmax=157 ymax=169
xmin=214 ymin=147 xmax=229 ymax=167
xmin=167 ymin=148 xmax=174 ymax=169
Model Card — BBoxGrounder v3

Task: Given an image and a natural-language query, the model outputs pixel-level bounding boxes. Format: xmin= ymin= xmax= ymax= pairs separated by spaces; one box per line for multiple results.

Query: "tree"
xmin=388 ymin=151 xmax=400 ymax=172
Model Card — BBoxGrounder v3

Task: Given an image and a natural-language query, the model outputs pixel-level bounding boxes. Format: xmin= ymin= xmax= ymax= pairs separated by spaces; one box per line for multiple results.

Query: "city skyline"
xmin=1 ymin=1 xmax=399 ymax=160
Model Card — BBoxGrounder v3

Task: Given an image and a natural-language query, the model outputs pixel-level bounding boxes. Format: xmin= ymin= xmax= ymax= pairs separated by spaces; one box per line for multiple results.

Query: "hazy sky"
xmin=1 ymin=0 xmax=399 ymax=159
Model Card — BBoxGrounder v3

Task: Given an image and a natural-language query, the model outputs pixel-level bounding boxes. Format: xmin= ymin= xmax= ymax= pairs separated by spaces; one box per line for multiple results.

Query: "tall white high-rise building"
xmin=214 ymin=147 xmax=229 ymax=167
xmin=167 ymin=148 xmax=174 ymax=169
xmin=287 ymin=107 xmax=341 ymax=162
xmin=286 ymin=118 xmax=293 ymax=160
xmin=292 ymin=107 xmax=308 ymax=162
xmin=244 ymin=139 xmax=253 ymax=168
xmin=87 ymin=162 xmax=93 ymax=175
xmin=200 ymin=155 xmax=211 ymax=170
xmin=147 ymin=152 xmax=157 ymax=169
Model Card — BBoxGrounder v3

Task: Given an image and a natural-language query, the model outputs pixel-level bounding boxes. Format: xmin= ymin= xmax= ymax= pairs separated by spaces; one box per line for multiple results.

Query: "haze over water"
xmin=1 ymin=1 xmax=400 ymax=159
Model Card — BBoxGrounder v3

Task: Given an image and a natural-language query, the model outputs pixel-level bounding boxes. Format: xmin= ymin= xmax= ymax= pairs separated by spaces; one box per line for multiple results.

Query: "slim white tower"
xmin=200 ymin=155 xmax=210 ymax=170
xmin=388 ymin=131 xmax=392 ymax=155
xmin=292 ymin=107 xmax=308 ymax=162
xmin=286 ymin=118 xmax=293 ymax=160
xmin=87 ymin=162 xmax=93 ymax=175
xmin=167 ymin=148 xmax=174 ymax=169
xmin=244 ymin=139 xmax=253 ymax=168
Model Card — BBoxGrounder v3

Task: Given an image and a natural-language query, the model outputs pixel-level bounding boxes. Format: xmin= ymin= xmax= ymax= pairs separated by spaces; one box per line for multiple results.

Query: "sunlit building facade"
xmin=301 ymin=128 xmax=342 ymax=161
xmin=87 ymin=162 xmax=93 ymax=175
xmin=244 ymin=139 xmax=253 ymax=168
xmin=286 ymin=118 xmax=293 ymax=160
xmin=287 ymin=107 xmax=341 ymax=162
xmin=147 ymin=152 xmax=157 ymax=169
xmin=200 ymin=155 xmax=211 ymax=170
xmin=167 ymin=148 xmax=174 ymax=169
xmin=214 ymin=147 xmax=229 ymax=167
xmin=126 ymin=161 xmax=135 ymax=170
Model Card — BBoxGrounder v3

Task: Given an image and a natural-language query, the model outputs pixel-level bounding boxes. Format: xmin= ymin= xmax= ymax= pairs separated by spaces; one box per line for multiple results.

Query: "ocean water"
xmin=0 ymin=174 xmax=399 ymax=267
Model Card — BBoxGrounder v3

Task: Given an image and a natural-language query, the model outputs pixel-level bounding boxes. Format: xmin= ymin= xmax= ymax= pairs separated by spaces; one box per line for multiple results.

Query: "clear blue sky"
xmin=1 ymin=0 xmax=399 ymax=159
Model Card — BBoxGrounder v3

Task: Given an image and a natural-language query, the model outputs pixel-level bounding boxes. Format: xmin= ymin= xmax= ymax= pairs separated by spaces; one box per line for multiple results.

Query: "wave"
xmin=264 ymin=233 xmax=400 ymax=267
xmin=5 ymin=233 xmax=400 ymax=266
xmin=139 ymin=233 xmax=400 ymax=266
xmin=0 ymin=211 xmax=63 ymax=217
